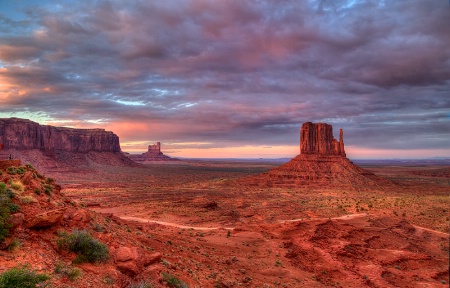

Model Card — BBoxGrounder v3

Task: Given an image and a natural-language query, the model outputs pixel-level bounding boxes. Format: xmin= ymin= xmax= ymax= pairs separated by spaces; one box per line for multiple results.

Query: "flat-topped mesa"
xmin=0 ymin=117 xmax=121 ymax=153
xmin=300 ymin=122 xmax=346 ymax=157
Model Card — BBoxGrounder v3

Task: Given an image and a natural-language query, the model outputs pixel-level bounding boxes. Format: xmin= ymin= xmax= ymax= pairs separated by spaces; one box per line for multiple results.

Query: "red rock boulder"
xmin=113 ymin=246 xmax=162 ymax=276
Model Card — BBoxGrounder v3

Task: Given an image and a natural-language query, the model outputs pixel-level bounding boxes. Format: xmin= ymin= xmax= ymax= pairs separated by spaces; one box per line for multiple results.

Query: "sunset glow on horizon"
xmin=0 ymin=1 xmax=449 ymax=159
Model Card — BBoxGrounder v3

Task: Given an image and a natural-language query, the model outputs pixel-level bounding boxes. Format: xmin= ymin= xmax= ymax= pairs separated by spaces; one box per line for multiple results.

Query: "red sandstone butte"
xmin=243 ymin=122 xmax=387 ymax=188
xmin=126 ymin=142 xmax=178 ymax=163
xmin=300 ymin=122 xmax=345 ymax=157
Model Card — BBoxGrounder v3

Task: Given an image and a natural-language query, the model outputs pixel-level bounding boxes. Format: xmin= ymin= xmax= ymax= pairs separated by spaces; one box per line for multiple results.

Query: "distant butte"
xmin=126 ymin=142 xmax=179 ymax=163
xmin=244 ymin=122 xmax=388 ymax=189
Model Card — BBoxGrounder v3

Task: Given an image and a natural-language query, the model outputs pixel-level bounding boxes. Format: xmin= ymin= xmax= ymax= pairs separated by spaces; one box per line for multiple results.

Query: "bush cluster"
xmin=24 ymin=164 xmax=34 ymax=170
xmin=127 ymin=281 xmax=154 ymax=288
xmin=0 ymin=265 xmax=49 ymax=288
xmin=0 ymin=183 xmax=20 ymax=242
xmin=6 ymin=167 xmax=26 ymax=175
xmin=43 ymin=184 xmax=54 ymax=196
xmin=57 ymin=229 xmax=109 ymax=263
xmin=54 ymin=262 xmax=81 ymax=281
xmin=162 ymin=273 xmax=188 ymax=288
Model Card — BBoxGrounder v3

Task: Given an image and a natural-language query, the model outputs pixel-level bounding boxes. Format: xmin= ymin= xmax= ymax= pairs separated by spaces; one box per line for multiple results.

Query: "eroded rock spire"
xmin=300 ymin=122 xmax=345 ymax=156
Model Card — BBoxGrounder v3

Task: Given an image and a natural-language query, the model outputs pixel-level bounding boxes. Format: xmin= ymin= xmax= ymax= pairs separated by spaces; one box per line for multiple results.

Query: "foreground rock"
xmin=113 ymin=246 xmax=162 ymax=276
xmin=26 ymin=208 xmax=66 ymax=229
xmin=0 ymin=160 xmax=166 ymax=287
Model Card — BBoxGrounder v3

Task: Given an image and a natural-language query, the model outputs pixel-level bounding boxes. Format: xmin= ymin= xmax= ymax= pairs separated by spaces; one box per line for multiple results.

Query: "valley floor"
xmin=56 ymin=159 xmax=449 ymax=287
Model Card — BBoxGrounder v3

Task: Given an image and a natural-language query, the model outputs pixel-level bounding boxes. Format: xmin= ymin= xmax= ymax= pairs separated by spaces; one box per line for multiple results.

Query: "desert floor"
xmin=52 ymin=159 xmax=449 ymax=287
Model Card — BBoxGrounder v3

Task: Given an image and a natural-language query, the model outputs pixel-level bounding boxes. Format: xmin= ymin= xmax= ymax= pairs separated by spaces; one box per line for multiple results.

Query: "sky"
xmin=0 ymin=0 xmax=449 ymax=159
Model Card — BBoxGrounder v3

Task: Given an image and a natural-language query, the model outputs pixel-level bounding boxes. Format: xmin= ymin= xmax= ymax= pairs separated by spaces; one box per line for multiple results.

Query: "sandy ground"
xmin=53 ymin=159 xmax=449 ymax=287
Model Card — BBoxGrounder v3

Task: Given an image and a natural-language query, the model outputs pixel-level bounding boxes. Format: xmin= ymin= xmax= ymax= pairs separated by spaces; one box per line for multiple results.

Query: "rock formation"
xmin=243 ymin=122 xmax=388 ymax=189
xmin=147 ymin=142 xmax=162 ymax=157
xmin=0 ymin=118 xmax=120 ymax=153
xmin=0 ymin=157 xmax=165 ymax=286
xmin=300 ymin=122 xmax=345 ymax=157
xmin=113 ymin=246 xmax=162 ymax=276
xmin=0 ymin=118 xmax=133 ymax=171
xmin=25 ymin=208 xmax=67 ymax=229
xmin=126 ymin=142 xmax=178 ymax=163
xmin=0 ymin=143 xmax=8 ymax=161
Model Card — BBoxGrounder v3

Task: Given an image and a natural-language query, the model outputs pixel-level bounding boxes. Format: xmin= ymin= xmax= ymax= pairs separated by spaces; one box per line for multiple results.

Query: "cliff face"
xmin=0 ymin=118 xmax=121 ymax=153
xmin=300 ymin=122 xmax=345 ymax=157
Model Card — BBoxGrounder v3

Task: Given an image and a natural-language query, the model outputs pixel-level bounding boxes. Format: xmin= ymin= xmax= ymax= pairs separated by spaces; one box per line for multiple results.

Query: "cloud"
xmin=0 ymin=0 xmax=449 ymax=157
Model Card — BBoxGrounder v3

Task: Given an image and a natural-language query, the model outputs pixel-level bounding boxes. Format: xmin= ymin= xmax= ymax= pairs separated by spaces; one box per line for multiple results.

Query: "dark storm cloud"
xmin=0 ymin=0 xmax=449 ymax=154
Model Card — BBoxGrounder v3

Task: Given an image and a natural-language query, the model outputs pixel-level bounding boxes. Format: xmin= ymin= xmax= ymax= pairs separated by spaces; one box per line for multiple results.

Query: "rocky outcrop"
xmin=26 ymin=208 xmax=66 ymax=229
xmin=0 ymin=160 xmax=21 ymax=170
xmin=300 ymin=122 xmax=345 ymax=156
xmin=113 ymin=246 xmax=162 ymax=276
xmin=126 ymin=142 xmax=178 ymax=163
xmin=0 ymin=118 xmax=120 ymax=153
xmin=242 ymin=122 xmax=389 ymax=189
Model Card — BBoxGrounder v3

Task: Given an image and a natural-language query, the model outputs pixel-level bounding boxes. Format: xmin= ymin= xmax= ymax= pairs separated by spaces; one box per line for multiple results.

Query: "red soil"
xmin=0 ymin=159 xmax=448 ymax=287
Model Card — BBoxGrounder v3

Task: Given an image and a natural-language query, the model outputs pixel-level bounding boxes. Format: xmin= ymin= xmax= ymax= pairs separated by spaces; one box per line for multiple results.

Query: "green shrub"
xmin=102 ymin=275 xmax=115 ymax=284
xmin=127 ymin=281 xmax=153 ymax=288
xmin=57 ymin=229 xmax=109 ymax=263
xmin=162 ymin=273 xmax=188 ymax=288
xmin=6 ymin=189 xmax=14 ymax=199
xmin=0 ymin=265 xmax=49 ymax=288
xmin=93 ymin=223 xmax=106 ymax=233
xmin=16 ymin=167 xmax=25 ymax=175
xmin=7 ymin=203 xmax=20 ymax=213
xmin=0 ymin=184 xmax=18 ymax=242
xmin=19 ymin=196 xmax=37 ymax=204
xmin=44 ymin=184 xmax=54 ymax=196
xmin=6 ymin=167 xmax=26 ymax=175
xmin=0 ymin=183 xmax=6 ymax=194
xmin=7 ymin=167 xmax=16 ymax=175
xmin=54 ymin=262 xmax=81 ymax=281
xmin=4 ymin=238 xmax=21 ymax=252
xmin=25 ymin=164 xmax=34 ymax=170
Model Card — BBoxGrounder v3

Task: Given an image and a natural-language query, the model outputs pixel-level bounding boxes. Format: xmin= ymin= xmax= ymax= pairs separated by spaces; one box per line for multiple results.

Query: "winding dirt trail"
xmin=279 ymin=213 xmax=368 ymax=223
xmin=118 ymin=213 xmax=449 ymax=237
xmin=411 ymin=224 xmax=449 ymax=237
xmin=119 ymin=216 xmax=234 ymax=230
xmin=119 ymin=214 xmax=368 ymax=230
